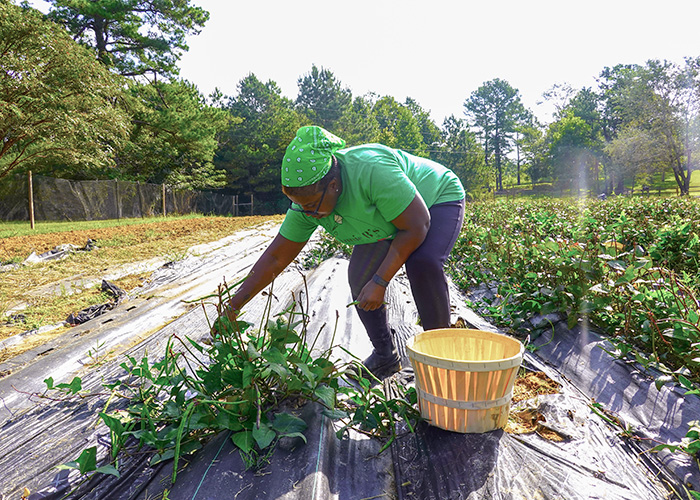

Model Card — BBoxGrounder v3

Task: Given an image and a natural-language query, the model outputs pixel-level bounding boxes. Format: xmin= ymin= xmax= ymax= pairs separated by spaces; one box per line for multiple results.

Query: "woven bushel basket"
xmin=406 ymin=328 xmax=524 ymax=433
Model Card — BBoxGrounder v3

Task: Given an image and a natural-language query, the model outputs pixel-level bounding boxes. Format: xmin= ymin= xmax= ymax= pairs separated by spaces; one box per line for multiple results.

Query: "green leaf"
xmin=267 ymin=362 xmax=289 ymax=378
xmin=231 ymin=430 xmax=254 ymax=453
xmin=215 ymin=410 xmax=243 ymax=432
xmin=314 ymin=385 xmax=336 ymax=408
xmin=44 ymin=377 xmax=55 ymax=390
xmin=162 ymin=400 xmax=182 ymax=418
xmin=679 ymin=374 xmax=694 ymax=390
xmin=654 ymin=375 xmax=674 ymax=391
xmin=588 ymin=283 xmax=608 ymax=294
xmin=201 ymin=363 xmax=223 ymax=393
xmin=222 ymin=368 xmax=243 ymax=387
xmin=99 ymin=412 xmax=125 ymax=435
xmin=185 ymin=335 xmax=206 ymax=353
xmin=579 ymin=300 xmax=596 ymax=314
xmin=75 ymin=446 xmax=97 ymax=475
xmin=95 ymin=465 xmax=121 ymax=477
xmin=247 ymin=343 xmax=261 ymax=360
xmin=58 ymin=376 xmax=82 ymax=394
xmin=252 ymin=424 xmax=276 ymax=450
xmin=280 ymin=431 xmax=307 ymax=443
xmin=322 ymin=409 xmax=349 ymax=420
xmin=150 ymin=449 xmax=175 ymax=466
xmin=606 ymin=260 xmax=627 ymax=271
xmin=263 ymin=347 xmax=287 ymax=365
xmin=242 ymin=362 xmax=254 ymax=388
xmin=271 ymin=413 xmax=307 ymax=435
xmin=295 ymin=362 xmax=315 ymax=381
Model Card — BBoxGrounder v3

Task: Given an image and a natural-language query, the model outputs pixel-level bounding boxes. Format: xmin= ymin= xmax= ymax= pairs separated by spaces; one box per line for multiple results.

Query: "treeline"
xmin=2 ymin=1 xmax=698 ymax=215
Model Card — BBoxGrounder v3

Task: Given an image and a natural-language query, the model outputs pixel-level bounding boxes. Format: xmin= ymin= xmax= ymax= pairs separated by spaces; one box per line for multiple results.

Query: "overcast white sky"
xmin=27 ymin=0 xmax=700 ymax=125
xmin=177 ymin=0 xmax=700 ymax=125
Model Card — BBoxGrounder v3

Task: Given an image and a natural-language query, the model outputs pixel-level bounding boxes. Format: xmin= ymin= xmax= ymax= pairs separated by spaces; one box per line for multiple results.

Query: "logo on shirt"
xmin=334 ymin=214 xmax=343 ymax=224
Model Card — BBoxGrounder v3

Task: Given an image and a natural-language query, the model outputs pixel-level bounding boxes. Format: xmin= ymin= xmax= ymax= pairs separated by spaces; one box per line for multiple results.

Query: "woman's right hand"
xmin=224 ymin=301 xmax=239 ymax=323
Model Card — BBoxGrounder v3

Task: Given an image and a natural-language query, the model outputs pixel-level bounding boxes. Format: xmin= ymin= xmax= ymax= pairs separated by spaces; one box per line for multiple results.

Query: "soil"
xmin=0 ymin=216 xmax=282 ymax=361
xmin=0 ymin=216 xmax=279 ymax=260
xmin=505 ymin=370 xmax=565 ymax=440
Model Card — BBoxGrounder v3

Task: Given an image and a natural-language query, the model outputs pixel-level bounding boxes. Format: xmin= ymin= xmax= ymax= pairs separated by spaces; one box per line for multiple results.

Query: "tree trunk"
xmin=683 ymin=145 xmax=692 ymax=196
xmin=615 ymin=175 xmax=625 ymax=195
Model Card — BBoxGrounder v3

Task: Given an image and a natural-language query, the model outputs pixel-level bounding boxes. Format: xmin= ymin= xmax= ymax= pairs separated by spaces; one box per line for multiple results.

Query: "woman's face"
xmin=285 ymin=178 xmax=339 ymax=219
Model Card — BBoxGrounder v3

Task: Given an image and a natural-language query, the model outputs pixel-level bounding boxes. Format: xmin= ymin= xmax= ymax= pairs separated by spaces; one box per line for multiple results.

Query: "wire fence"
xmin=0 ymin=174 xmax=254 ymax=222
xmin=492 ymin=181 xmax=700 ymax=199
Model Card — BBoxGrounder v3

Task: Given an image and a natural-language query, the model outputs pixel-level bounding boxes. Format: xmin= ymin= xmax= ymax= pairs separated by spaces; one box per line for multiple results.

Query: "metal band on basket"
xmin=408 ymin=350 xmax=522 ymax=372
xmin=415 ymin=387 xmax=514 ymax=410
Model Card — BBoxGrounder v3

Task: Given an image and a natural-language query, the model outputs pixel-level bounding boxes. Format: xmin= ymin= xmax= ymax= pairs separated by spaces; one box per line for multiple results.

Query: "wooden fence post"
xmin=28 ymin=170 xmax=35 ymax=229
xmin=250 ymin=194 xmax=254 ymax=216
xmin=162 ymin=183 xmax=166 ymax=217
xmin=115 ymin=179 xmax=121 ymax=219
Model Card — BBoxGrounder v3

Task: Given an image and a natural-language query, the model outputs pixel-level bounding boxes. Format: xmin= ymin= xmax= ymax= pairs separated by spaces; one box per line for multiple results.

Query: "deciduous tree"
xmin=373 ymin=96 xmax=425 ymax=155
xmin=435 ymin=115 xmax=487 ymax=194
xmin=0 ymin=2 xmax=129 ymax=179
xmin=335 ymin=94 xmax=381 ymax=146
xmin=546 ymin=112 xmax=597 ymax=194
xmin=599 ymin=60 xmax=699 ymax=195
xmin=216 ymin=74 xmax=304 ymax=209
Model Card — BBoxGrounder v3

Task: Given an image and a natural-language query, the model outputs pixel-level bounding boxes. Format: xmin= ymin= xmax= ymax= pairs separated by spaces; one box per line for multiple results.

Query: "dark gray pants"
xmin=347 ymin=199 xmax=465 ymax=355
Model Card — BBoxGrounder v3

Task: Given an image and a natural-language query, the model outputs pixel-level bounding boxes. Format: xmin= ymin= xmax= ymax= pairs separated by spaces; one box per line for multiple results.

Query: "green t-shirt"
xmin=279 ymin=144 xmax=465 ymax=245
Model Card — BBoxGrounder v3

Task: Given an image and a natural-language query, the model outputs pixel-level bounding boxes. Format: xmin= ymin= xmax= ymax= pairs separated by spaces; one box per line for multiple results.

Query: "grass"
xmin=0 ymin=214 xmax=207 ymax=239
xmin=494 ymin=168 xmax=699 ymax=198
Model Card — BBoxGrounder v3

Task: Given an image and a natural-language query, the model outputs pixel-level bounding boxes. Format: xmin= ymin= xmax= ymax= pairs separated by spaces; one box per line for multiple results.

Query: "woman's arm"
xmin=356 ymin=193 xmax=430 ymax=310
xmin=225 ymin=233 xmax=307 ymax=319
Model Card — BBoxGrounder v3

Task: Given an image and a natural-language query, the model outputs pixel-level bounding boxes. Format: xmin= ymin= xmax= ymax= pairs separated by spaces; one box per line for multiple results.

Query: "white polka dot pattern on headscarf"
xmin=281 ymin=126 xmax=345 ymax=187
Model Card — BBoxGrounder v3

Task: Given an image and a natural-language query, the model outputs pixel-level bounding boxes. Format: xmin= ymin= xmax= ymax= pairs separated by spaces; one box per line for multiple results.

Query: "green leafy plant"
xmin=56 ymin=446 xmax=120 ymax=478
xmin=84 ymin=340 xmax=113 ymax=368
xmin=448 ymin=197 xmax=700 ymax=383
xmin=446 ymin=197 xmax=700 ymax=478
xmin=40 ymin=277 xmax=421 ymax=486
xmin=302 ymin=230 xmax=352 ymax=269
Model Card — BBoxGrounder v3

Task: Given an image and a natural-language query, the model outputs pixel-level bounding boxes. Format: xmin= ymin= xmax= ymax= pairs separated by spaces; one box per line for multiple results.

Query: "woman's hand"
xmin=356 ymin=281 xmax=387 ymax=311
xmin=224 ymin=301 xmax=239 ymax=323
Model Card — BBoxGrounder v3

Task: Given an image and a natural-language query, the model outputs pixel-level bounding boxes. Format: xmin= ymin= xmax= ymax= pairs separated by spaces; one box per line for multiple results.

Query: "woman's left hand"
xmin=357 ymin=281 xmax=387 ymax=311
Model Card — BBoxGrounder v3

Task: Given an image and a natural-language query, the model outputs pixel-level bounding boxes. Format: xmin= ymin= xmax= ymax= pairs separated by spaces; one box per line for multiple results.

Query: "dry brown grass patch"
xmin=0 ymin=215 xmax=283 ymax=361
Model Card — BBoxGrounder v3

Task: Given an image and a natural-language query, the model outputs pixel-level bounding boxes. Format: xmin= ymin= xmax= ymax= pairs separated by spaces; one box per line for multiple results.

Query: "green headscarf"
xmin=281 ymin=126 xmax=346 ymax=187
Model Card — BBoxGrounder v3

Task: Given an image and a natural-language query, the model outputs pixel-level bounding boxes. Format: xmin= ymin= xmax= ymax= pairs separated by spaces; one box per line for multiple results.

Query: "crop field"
xmin=447 ymin=196 xmax=700 ymax=388
xmin=2 ymin=197 xmax=700 ymax=498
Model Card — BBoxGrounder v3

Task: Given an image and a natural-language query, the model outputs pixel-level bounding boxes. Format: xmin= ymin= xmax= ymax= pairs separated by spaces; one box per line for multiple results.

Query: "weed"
xmin=303 ymin=230 xmax=351 ymax=269
xmin=83 ymin=340 xmax=114 ymax=368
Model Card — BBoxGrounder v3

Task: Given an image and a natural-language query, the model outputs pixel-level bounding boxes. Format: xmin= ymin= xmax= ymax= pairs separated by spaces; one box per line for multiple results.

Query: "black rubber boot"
xmin=350 ymin=348 xmax=401 ymax=382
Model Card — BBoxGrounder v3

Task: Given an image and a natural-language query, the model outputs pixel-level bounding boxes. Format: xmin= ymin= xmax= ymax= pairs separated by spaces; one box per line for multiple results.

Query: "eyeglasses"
xmin=289 ymin=183 xmax=329 ymax=216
